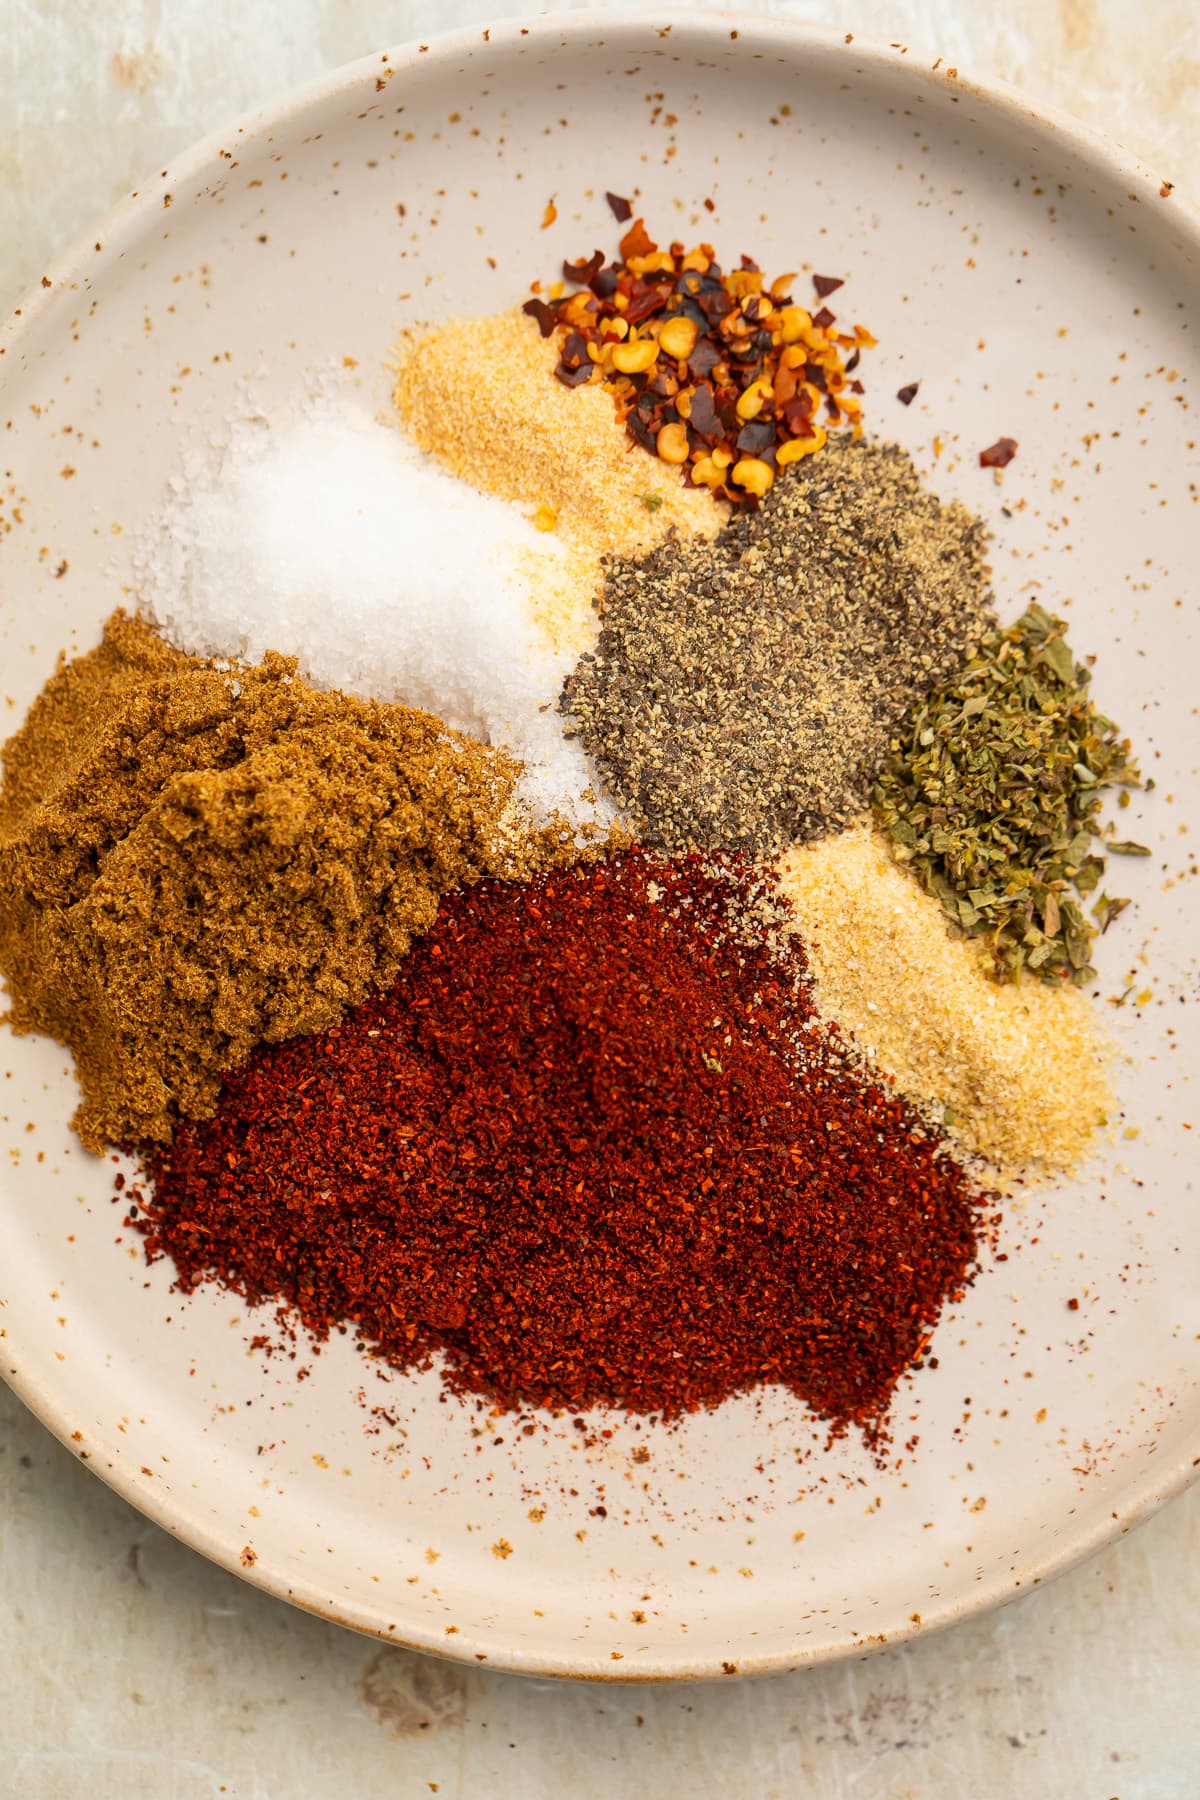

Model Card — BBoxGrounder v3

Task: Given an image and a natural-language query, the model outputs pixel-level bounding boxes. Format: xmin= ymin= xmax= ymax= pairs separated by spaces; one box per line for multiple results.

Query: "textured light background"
xmin=2 ymin=3 xmax=1198 ymax=1796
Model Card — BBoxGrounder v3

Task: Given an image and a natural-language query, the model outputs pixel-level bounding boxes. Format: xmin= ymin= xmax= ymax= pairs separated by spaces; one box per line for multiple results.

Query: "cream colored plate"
xmin=2 ymin=14 xmax=1198 ymax=1678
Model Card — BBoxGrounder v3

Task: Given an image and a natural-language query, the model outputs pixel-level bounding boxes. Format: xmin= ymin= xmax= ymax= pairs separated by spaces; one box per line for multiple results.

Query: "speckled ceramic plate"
xmin=2 ymin=13 xmax=1198 ymax=1680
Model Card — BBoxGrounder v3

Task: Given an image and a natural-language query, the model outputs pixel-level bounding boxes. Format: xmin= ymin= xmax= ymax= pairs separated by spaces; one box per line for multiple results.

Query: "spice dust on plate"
xmin=0 ymin=204 xmax=1148 ymax=1454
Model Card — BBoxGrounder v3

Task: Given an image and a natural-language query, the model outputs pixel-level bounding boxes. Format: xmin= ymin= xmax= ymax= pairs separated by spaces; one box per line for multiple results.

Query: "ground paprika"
xmin=131 ymin=853 xmax=990 ymax=1442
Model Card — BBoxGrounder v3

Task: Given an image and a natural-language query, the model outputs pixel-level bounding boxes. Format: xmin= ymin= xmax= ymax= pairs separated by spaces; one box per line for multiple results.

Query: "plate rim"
xmin=2 ymin=5 xmax=1198 ymax=1681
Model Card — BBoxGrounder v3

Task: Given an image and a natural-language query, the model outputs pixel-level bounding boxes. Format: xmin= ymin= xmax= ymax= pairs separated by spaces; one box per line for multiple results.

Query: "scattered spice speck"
xmin=979 ymin=436 xmax=1018 ymax=468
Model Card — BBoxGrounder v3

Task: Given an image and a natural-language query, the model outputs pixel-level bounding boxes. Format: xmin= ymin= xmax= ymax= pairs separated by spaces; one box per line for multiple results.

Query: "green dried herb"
xmin=641 ymin=492 xmax=664 ymax=513
xmin=872 ymin=603 xmax=1141 ymax=985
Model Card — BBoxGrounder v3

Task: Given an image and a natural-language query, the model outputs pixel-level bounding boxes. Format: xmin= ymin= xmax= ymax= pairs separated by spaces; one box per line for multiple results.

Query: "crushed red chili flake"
xmin=522 ymin=220 xmax=873 ymax=504
xmin=896 ymin=382 xmax=920 ymax=406
xmin=563 ymin=248 xmax=605 ymax=287
xmin=131 ymin=853 xmax=990 ymax=1444
xmin=979 ymin=436 xmax=1018 ymax=469
xmin=606 ymin=190 xmax=633 ymax=222
xmin=522 ymin=295 xmax=559 ymax=338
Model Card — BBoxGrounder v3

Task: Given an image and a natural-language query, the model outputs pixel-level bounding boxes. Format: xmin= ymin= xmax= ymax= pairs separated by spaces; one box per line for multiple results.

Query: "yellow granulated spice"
xmin=776 ymin=826 xmax=1114 ymax=1181
xmin=393 ymin=308 xmax=725 ymax=656
xmin=510 ymin=537 xmax=599 ymax=663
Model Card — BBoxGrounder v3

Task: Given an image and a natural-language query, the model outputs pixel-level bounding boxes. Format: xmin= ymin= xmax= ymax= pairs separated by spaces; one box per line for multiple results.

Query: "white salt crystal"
xmin=136 ymin=407 xmax=612 ymax=831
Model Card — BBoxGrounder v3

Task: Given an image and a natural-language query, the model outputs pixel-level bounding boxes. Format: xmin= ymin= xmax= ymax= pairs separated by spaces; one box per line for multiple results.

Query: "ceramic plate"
xmin=2 ymin=13 xmax=1198 ymax=1679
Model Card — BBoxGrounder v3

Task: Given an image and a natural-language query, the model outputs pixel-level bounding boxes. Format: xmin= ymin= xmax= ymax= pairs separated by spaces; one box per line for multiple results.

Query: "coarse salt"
xmin=136 ymin=405 xmax=613 ymax=832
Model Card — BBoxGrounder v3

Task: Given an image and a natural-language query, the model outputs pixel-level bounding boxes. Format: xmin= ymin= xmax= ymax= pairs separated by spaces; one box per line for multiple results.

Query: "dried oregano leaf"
xmin=872 ymin=603 xmax=1141 ymax=985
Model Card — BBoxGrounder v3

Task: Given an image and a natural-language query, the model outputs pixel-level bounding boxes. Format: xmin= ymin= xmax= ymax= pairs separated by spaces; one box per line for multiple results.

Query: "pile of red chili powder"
xmin=130 ymin=853 xmax=991 ymax=1441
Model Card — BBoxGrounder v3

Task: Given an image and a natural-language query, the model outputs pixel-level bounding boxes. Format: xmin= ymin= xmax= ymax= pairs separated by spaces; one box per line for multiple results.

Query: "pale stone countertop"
xmin=1 ymin=4 xmax=1198 ymax=1796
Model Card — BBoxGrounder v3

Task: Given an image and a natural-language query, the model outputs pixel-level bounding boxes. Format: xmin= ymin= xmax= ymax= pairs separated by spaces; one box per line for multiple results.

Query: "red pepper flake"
xmin=782 ymin=395 xmax=815 ymax=436
xmin=979 ymin=436 xmax=1018 ymax=469
xmin=1067 ymin=1296 xmax=1080 ymax=1311
xmin=812 ymin=274 xmax=844 ymax=298
xmin=621 ymin=282 xmax=665 ymax=327
xmin=618 ymin=216 xmax=656 ymax=261
xmin=527 ymin=219 xmax=873 ymax=503
xmin=606 ymin=190 xmax=633 ymax=222
xmin=521 ymin=296 xmax=559 ymax=338
xmin=558 ymin=329 xmax=590 ymax=369
xmin=563 ymin=248 xmax=604 ymax=287
xmin=703 ymin=196 xmax=716 ymax=213
xmin=540 ymin=197 xmax=558 ymax=230
xmin=132 ymin=853 xmax=989 ymax=1447
xmin=896 ymin=382 xmax=920 ymax=406
xmin=688 ymin=384 xmax=721 ymax=439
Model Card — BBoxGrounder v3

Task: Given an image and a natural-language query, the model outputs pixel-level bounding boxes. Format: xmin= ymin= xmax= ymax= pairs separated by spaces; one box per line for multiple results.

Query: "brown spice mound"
xmin=562 ymin=436 xmax=995 ymax=856
xmin=0 ymin=610 xmax=539 ymax=1151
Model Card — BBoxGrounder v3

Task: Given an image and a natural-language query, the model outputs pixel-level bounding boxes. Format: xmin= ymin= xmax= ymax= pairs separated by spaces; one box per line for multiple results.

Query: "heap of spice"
xmin=136 ymin=409 xmax=611 ymax=831
xmin=777 ymin=827 xmax=1113 ymax=1179
xmin=131 ymin=852 xmax=990 ymax=1439
xmin=0 ymin=610 xmax=564 ymax=1150
xmin=873 ymin=603 xmax=1143 ymax=984
xmin=392 ymin=306 xmax=723 ymax=657
xmin=523 ymin=212 xmax=871 ymax=502
xmin=562 ymin=437 xmax=994 ymax=855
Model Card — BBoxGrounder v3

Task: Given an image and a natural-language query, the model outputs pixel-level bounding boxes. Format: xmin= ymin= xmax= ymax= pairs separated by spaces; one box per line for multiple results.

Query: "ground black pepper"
xmin=562 ymin=438 xmax=994 ymax=854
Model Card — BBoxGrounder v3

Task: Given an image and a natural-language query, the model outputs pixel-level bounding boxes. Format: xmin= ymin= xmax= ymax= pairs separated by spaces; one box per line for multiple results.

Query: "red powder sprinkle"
xmin=132 ymin=854 xmax=990 ymax=1443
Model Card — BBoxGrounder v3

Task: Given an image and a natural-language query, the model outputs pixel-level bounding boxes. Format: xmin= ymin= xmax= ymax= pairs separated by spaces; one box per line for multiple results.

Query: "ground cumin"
xmin=0 ymin=609 xmax=547 ymax=1151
